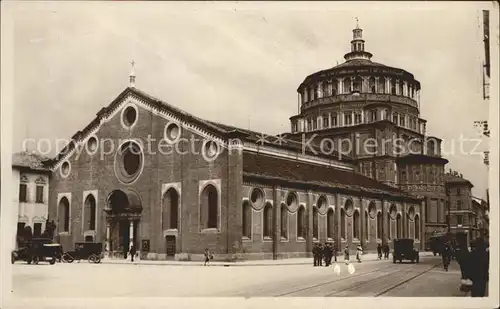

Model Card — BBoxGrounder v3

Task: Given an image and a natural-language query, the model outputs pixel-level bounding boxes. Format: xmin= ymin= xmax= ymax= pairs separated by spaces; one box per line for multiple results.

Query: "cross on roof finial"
xmin=355 ymin=17 xmax=359 ymax=28
xmin=129 ymin=60 xmax=136 ymax=88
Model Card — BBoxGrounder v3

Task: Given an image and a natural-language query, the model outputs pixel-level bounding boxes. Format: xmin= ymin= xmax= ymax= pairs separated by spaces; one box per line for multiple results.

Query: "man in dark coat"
xmin=377 ymin=244 xmax=382 ymax=260
xmin=468 ymin=239 xmax=489 ymax=297
xmin=383 ymin=243 xmax=390 ymax=259
xmin=313 ymin=244 xmax=319 ymax=266
xmin=317 ymin=243 xmax=323 ymax=266
xmin=129 ymin=243 xmax=137 ymax=262
xmin=323 ymin=243 xmax=331 ymax=266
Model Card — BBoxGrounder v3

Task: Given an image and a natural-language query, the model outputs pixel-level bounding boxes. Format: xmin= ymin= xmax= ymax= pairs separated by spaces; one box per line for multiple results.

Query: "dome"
xmin=298 ymin=26 xmax=420 ymax=91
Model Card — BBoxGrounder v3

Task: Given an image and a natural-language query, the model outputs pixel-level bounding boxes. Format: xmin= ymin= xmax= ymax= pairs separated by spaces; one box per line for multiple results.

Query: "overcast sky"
xmin=6 ymin=1 xmax=492 ymax=198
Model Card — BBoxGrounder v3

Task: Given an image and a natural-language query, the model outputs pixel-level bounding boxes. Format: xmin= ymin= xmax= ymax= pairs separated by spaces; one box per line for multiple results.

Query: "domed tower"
xmin=288 ymin=22 xmax=449 ymax=240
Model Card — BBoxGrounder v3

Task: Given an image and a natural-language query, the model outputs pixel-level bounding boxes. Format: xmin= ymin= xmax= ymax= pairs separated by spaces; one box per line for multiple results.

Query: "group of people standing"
xmin=376 ymin=243 xmax=390 ymax=260
xmin=312 ymin=243 xmax=365 ymax=266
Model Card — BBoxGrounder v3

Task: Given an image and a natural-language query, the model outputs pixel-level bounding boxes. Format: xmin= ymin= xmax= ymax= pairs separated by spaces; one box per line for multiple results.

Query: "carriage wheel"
xmin=88 ymin=255 xmax=97 ymax=263
xmin=49 ymin=257 xmax=56 ymax=265
xmin=94 ymin=255 xmax=101 ymax=264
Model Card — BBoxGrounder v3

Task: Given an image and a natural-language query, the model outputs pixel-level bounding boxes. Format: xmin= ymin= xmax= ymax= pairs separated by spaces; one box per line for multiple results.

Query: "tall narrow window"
xmin=36 ymin=186 xmax=44 ymax=203
xmin=340 ymin=208 xmax=346 ymax=239
xmin=369 ymin=77 xmax=376 ymax=93
xmin=84 ymin=194 xmax=97 ymax=231
xmin=387 ymin=213 xmax=391 ymax=240
xmin=323 ymin=115 xmax=329 ymax=128
xmin=457 ymin=215 xmax=463 ymax=225
xmin=376 ymin=212 xmax=383 ymax=239
xmin=391 ymin=79 xmax=396 ymax=94
xmin=19 ymin=184 xmax=27 ymax=202
xmin=322 ymin=82 xmax=329 ymax=97
xmin=263 ymin=203 xmax=273 ymax=238
xmin=332 ymin=114 xmax=338 ymax=127
xmin=297 ymin=206 xmax=306 ymax=239
xmin=58 ymin=197 xmax=70 ymax=233
xmin=353 ymin=210 xmax=360 ymax=239
xmin=377 ymin=78 xmax=385 ymax=94
xmin=457 ymin=200 xmax=462 ymax=210
xmin=313 ymin=207 xmax=319 ymax=240
xmin=200 ymin=184 xmax=218 ymax=229
xmin=242 ymin=201 xmax=251 ymax=238
xmin=327 ymin=208 xmax=334 ymax=239
xmin=371 ymin=110 xmax=377 ymax=122
xmin=162 ymin=188 xmax=179 ymax=230
xmin=280 ymin=204 xmax=288 ymax=239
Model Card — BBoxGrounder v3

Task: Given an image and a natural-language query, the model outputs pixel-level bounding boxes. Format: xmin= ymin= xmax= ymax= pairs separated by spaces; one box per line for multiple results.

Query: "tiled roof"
xmin=46 ymin=87 xmax=353 ymax=167
xmin=12 ymin=151 xmax=51 ymax=171
xmin=243 ymin=152 xmax=420 ymax=201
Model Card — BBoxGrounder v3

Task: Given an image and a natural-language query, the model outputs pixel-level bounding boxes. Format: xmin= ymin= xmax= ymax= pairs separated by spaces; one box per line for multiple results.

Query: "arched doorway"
xmin=104 ymin=189 xmax=142 ymax=257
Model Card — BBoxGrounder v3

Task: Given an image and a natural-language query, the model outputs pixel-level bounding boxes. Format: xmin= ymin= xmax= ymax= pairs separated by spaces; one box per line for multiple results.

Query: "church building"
xmin=44 ymin=25 xmax=435 ymax=261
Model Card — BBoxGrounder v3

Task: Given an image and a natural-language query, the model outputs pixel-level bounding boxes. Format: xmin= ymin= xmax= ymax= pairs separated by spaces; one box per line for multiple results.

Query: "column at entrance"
xmin=129 ymin=220 xmax=134 ymax=250
xmin=105 ymin=222 xmax=111 ymax=255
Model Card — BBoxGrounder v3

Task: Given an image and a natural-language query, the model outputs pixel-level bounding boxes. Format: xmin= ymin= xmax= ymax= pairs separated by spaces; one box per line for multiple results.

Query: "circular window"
xmin=123 ymin=106 xmax=137 ymax=127
xmin=317 ymin=195 xmax=327 ymax=209
xmin=389 ymin=204 xmax=397 ymax=219
xmin=115 ymin=141 xmax=143 ymax=184
xmin=408 ymin=206 xmax=415 ymax=220
xmin=250 ymin=188 xmax=264 ymax=209
xmin=368 ymin=202 xmax=377 ymax=219
xmin=202 ymin=140 xmax=220 ymax=161
xmin=344 ymin=199 xmax=354 ymax=216
xmin=286 ymin=192 xmax=298 ymax=209
xmin=60 ymin=161 xmax=71 ymax=178
xmin=164 ymin=122 xmax=181 ymax=143
xmin=87 ymin=136 xmax=98 ymax=154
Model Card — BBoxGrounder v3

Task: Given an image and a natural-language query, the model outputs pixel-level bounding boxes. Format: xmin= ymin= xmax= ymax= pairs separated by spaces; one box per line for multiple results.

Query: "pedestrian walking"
xmin=442 ymin=243 xmax=451 ymax=271
xmin=377 ymin=243 xmax=382 ymax=260
xmin=329 ymin=243 xmax=334 ymax=265
xmin=204 ymin=248 xmax=211 ymax=266
xmin=129 ymin=243 xmax=137 ymax=262
xmin=344 ymin=244 xmax=350 ymax=265
xmin=318 ymin=243 xmax=324 ymax=266
xmin=383 ymin=243 xmax=390 ymax=259
xmin=356 ymin=245 xmax=363 ymax=263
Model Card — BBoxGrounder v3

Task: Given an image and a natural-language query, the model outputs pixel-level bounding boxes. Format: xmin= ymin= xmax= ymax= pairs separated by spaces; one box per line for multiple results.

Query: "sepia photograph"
xmin=0 ymin=1 xmax=498 ymax=308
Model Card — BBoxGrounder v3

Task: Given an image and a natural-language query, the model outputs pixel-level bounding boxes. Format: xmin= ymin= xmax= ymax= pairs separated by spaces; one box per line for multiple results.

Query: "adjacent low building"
xmin=11 ymin=151 xmax=51 ymax=249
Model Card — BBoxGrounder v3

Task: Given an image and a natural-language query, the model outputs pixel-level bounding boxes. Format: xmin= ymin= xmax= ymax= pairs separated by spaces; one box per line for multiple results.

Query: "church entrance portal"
xmin=104 ymin=189 xmax=142 ymax=258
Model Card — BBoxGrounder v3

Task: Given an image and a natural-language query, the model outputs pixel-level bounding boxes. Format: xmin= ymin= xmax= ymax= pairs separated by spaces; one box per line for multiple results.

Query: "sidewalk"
xmin=100 ymin=252 xmax=435 ymax=267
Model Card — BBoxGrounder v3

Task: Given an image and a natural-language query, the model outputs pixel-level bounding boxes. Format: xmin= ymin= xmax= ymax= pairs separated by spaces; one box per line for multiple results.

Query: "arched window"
xmin=322 ymin=82 xmax=329 ymax=97
xmin=353 ymin=76 xmax=362 ymax=92
xmin=369 ymin=77 xmax=376 ymax=93
xmin=242 ymin=200 xmax=251 ymax=238
xmin=281 ymin=204 xmax=288 ymax=239
xmin=313 ymin=206 xmax=319 ymax=240
xmin=396 ymin=213 xmax=402 ymax=238
xmin=84 ymin=194 xmax=96 ymax=231
xmin=162 ymin=188 xmax=179 ymax=230
xmin=327 ymin=208 xmax=334 ymax=239
xmin=343 ymin=77 xmax=351 ymax=94
xmin=297 ymin=206 xmax=306 ymax=239
xmin=377 ymin=77 xmax=385 ymax=94
xmin=332 ymin=81 xmax=338 ymax=95
xmin=376 ymin=212 xmax=383 ymax=239
xmin=353 ymin=210 xmax=360 ymax=239
xmin=263 ymin=203 xmax=273 ymax=238
xmin=340 ymin=208 xmax=346 ymax=239
xmin=365 ymin=211 xmax=369 ymax=241
xmin=58 ymin=197 xmax=70 ymax=232
xmin=200 ymin=184 xmax=218 ymax=229
xmin=415 ymin=214 xmax=420 ymax=240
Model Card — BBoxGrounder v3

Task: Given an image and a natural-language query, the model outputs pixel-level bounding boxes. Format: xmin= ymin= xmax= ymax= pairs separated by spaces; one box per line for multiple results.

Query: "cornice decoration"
xmin=20 ymin=175 xmax=29 ymax=183
xmin=35 ymin=176 xmax=47 ymax=185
